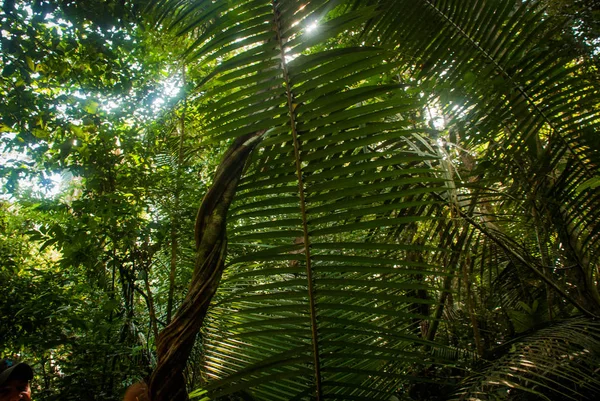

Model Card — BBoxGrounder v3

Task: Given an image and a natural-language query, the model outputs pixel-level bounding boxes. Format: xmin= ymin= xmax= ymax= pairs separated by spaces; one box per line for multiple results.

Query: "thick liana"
xmin=148 ymin=131 xmax=264 ymax=401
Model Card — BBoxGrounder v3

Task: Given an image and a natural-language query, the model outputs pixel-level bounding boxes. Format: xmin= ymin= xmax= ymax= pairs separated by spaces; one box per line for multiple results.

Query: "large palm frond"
xmin=147 ymin=0 xmax=458 ymax=399
xmin=361 ymin=0 xmax=600 ymax=313
xmin=145 ymin=0 xmax=600 ymax=399
xmin=452 ymin=317 xmax=600 ymax=401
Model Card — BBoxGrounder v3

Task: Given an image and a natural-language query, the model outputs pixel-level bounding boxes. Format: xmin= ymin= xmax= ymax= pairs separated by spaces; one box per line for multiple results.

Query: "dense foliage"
xmin=2 ymin=1 xmax=600 ymax=400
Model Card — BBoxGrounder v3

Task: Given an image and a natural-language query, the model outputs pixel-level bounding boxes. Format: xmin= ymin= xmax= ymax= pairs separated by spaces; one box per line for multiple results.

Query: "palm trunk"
xmin=143 ymin=266 xmax=160 ymax=340
xmin=167 ymin=65 xmax=187 ymax=324
xmin=427 ymin=224 xmax=469 ymax=341
xmin=463 ymin=255 xmax=484 ymax=356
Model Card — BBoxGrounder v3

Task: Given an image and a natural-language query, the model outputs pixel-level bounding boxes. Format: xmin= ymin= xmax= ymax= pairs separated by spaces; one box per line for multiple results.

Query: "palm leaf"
xmin=363 ymin=0 xmax=600 ymax=270
xmin=147 ymin=0 xmax=456 ymax=399
xmin=360 ymin=0 xmax=600 ymax=316
xmin=145 ymin=0 xmax=600 ymax=399
xmin=452 ymin=317 xmax=600 ymax=401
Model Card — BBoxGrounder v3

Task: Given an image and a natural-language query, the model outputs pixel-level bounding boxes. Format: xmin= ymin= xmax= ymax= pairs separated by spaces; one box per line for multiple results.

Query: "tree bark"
xmin=148 ymin=131 xmax=263 ymax=401
xmin=143 ymin=267 xmax=160 ymax=341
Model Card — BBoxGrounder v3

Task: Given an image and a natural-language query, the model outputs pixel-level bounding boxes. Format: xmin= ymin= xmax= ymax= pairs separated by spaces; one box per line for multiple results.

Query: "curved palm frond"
xmin=452 ymin=317 xmax=600 ymax=401
xmin=360 ymin=0 xmax=600 ymax=313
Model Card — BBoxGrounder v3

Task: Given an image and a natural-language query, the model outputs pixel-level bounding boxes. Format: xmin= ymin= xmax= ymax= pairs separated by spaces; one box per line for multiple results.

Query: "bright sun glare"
xmin=306 ymin=21 xmax=318 ymax=33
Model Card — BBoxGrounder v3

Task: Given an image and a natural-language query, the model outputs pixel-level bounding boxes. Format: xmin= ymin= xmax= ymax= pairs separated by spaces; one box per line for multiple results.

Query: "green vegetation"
xmin=2 ymin=1 xmax=600 ymax=400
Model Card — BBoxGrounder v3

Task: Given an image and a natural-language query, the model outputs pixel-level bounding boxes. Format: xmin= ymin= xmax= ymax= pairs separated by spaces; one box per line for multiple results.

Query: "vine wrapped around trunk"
xmin=148 ymin=131 xmax=264 ymax=401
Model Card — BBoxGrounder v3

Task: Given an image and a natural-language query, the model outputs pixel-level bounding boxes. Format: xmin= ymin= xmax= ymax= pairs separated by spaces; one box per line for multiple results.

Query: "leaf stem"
xmin=273 ymin=1 xmax=322 ymax=398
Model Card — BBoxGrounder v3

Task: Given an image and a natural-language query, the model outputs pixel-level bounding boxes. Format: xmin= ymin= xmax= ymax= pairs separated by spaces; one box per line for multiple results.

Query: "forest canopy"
xmin=2 ymin=0 xmax=600 ymax=400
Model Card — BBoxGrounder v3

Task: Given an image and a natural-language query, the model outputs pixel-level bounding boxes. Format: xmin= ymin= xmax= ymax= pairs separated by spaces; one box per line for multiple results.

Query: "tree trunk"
xmin=167 ymin=64 xmax=187 ymax=325
xmin=148 ymin=131 xmax=263 ymax=401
